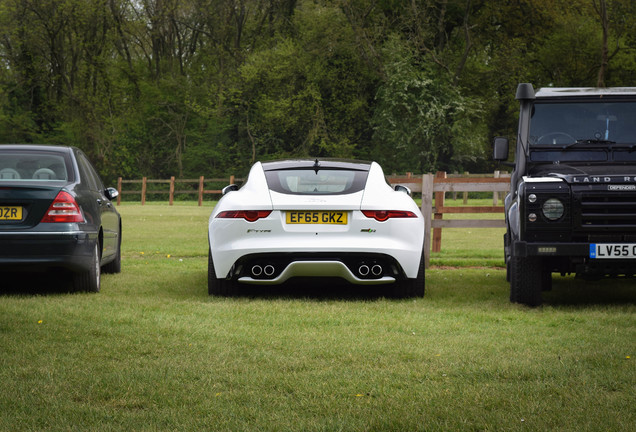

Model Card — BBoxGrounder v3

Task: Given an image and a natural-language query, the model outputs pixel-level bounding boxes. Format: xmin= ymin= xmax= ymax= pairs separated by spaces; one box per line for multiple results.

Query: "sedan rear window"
xmin=0 ymin=152 xmax=70 ymax=182
xmin=265 ymin=169 xmax=369 ymax=195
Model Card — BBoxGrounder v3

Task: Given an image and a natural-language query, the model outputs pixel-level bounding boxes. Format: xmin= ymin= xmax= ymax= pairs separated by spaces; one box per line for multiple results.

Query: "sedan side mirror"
xmin=394 ymin=184 xmax=412 ymax=196
xmin=105 ymin=187 xmax=119 ymax=200
xmin=222 ymin=184 xmax=239 ymax=195
xmin=493 ymin=137 xmax=509 ymax=161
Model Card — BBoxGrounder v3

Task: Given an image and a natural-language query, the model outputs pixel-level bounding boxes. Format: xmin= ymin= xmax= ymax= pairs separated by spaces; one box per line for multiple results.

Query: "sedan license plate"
xmin=286 ymin=211 xmax=347 ymax=225
xmin=590 ymin=243 xmax=636 ymax=259
xmin=0 ymin=206 xmax=22 ymax=221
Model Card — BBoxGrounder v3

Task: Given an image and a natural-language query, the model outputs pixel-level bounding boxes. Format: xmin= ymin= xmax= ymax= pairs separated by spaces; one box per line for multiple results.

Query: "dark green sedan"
xmin=0 ymin=144 xmax=121 ymax=292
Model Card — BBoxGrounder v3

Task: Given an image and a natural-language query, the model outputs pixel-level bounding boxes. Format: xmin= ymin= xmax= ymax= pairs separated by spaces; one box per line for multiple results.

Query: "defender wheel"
xmin=509 ymin=256 xmax=545 ymax=307
xmin=208 ymin=249 xmax=239 ymax=296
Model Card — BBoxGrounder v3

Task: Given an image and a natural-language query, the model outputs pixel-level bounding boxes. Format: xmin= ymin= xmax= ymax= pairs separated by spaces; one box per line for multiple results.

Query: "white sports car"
xmin=207 ymin=159 xmax=425 ymax=297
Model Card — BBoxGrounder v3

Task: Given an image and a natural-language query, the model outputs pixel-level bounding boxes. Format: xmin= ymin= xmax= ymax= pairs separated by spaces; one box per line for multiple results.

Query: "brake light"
xmin=216 ymin=210 xmax=272 ymax=222
xmin=41 ymin=191 xmax=85 ymax=223
xmin=362 ymin=210 xmax=417 ymax=222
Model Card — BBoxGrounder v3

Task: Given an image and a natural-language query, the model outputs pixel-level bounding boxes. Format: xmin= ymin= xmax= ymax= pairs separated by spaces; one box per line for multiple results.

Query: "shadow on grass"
xmin=211 ymin=278 xmax=405 ymax=301
xmin=544 ymin=276 xmax=636 ymax=307
xmin=0 ymin=271 xmax=85 ymax=296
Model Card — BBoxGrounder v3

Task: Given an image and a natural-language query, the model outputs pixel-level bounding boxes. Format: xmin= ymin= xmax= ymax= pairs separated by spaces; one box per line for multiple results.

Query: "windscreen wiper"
xmin=562 ymin=139 xmax=616 ymax=149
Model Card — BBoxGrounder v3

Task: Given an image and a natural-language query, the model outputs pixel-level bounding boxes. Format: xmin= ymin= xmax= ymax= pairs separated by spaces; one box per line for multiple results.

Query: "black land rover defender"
xmin=494 ymin=83 xmax=636 ymax=306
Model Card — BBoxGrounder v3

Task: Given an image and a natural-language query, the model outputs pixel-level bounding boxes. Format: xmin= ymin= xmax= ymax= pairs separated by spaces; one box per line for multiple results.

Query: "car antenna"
xmin=313 ymin=158 xmax=320 ymax=173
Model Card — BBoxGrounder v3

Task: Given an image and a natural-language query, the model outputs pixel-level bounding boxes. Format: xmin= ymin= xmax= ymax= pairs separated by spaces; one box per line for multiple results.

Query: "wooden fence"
xmin=116 ymin=176 xmax=241 ymax=206
xmin=387 ymin=171 xmax=510 ymax=268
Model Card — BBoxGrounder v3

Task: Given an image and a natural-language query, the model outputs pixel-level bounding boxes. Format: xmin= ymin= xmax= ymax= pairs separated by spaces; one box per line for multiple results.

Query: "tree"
xmin=236 ymin=1 xmax=375 ymax=162
xmin=370 ymin=35 xmax=485 ymax=174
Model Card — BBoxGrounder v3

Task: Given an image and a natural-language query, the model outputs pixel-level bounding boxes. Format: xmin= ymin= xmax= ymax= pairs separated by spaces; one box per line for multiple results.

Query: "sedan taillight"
xmin=41 ymin=191 xmax=85 ymax=223
xmin=361 ymin=210 xmax=417 ymax=222
xmin=216 ymin=210 xmax=272 ymax=222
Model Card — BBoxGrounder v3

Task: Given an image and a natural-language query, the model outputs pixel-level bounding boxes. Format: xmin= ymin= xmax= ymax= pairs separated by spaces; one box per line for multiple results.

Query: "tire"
xmin=506 ymin=255 xmax=511 ymax=283
xmin=208 ymin=249 xmax=239 ymax=296
xmin=73 ymin=242 xmax=101 ymax=293
xmin=504 ymin=232 xmax=511 ymax=282
xmin=391 ymin=251 xmax=425 ymax=298
xmin=102 ymin=230 xmax=122 ymax=274
xmin=509 ymin=255 xmax=545 ymax=307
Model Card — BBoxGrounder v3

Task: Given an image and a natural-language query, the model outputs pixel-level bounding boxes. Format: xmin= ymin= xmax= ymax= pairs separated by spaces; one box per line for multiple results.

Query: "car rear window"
xmin=0 ymin=152 xmax=71 ymax=182
xmin=264 ymin=169 xmax=369 ymax=195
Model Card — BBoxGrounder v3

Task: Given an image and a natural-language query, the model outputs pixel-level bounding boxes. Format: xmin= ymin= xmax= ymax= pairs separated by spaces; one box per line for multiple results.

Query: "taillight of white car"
xmin=216 ymin=210 xmax=272 ymax=222
xmin=361 ymin=210 xmax=418 ymax=222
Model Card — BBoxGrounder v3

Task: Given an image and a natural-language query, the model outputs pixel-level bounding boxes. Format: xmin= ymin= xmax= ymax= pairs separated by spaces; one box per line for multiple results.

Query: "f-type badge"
xmin=360 ymin=229 xmax=376 ymax=233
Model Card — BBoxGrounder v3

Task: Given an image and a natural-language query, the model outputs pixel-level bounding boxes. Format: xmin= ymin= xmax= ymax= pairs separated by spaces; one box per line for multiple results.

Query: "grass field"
xmin=0 ymin=202 xmax=634 ymax=431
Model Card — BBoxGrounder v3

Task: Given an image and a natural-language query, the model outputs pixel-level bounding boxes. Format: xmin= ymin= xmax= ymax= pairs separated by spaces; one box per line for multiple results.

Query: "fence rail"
xmin=116 ymin=176 xmax=241 ymax=206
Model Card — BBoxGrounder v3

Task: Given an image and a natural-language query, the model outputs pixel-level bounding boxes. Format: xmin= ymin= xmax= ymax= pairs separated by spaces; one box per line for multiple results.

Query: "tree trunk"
xmin=596 ymin=0 xmax=609 ymax=88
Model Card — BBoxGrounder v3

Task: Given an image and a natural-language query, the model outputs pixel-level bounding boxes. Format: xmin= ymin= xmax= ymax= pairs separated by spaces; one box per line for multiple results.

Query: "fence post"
xmin=141 ymin=177 xmax=147 ymax=205
xmin=198 ymin=176 xmax=204 ymax=206
xmin=451 ymin=172 xmax=458 ymax=200
xmin=169 ymin=176 xmax=175 ymax=205
xmin=493 ymin=170 xmax=500 ymax=205
xmin=421 ymin=174 xmax=434 ymax=269
xmin=432 ymin=171 xmax=446 ymax=253
xmin=230 ymin=174 xmax=235 ymax=185
xmin=117 ymin=177 xmax=122 ymax=206
xmin=463 ymin=171 xmax=469 ymax=204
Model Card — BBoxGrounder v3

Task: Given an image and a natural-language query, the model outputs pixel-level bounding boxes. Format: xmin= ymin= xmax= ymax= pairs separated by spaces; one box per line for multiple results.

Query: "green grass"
xmin=0 ymin=202 xmax=634 ymax=431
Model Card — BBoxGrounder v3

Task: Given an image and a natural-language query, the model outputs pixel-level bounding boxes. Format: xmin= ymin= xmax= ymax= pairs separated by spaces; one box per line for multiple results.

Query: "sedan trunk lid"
xmin=0 ymin=184 xmax=66 ymax=230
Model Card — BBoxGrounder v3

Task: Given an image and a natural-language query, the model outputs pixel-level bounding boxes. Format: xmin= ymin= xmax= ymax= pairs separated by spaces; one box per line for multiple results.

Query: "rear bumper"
xmin=239 ymin=260 xmax=396 ymax=285
xmin=211 ymin=236 xmax=423 ymax=281
xmin=229 ymin=252 xmax=405 ymax=285
xmin=0 ymin=231 xmax=97 ymax=273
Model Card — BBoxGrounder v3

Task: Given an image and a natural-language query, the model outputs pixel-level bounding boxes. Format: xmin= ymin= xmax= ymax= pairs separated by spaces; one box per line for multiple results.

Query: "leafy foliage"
xmin=370 ymin=36 xmax=486 ymax=174
xmin=0 ymin=0 xmax=635 ymax=181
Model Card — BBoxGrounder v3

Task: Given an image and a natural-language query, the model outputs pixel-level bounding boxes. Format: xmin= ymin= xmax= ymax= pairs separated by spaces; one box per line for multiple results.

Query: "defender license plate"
xmin=590 ymin=243 xmax=636 ymax=259
xmin=0 ymin=206 xmax=22 ymax=221
xmin=286 ymin=211 xmax=347 ymax=225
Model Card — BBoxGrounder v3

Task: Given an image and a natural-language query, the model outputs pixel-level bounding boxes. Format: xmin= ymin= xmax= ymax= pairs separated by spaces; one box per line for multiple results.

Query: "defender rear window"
xmin=0 ymin=151 xmax=71 ymax=182
xmin=265 ymin=169 xmax=369 ymax=195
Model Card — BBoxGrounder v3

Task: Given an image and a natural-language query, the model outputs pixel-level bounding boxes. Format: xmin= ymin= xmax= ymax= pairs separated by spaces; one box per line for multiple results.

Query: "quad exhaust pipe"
xmin=251 ymin=261 xmax=382 ymax=280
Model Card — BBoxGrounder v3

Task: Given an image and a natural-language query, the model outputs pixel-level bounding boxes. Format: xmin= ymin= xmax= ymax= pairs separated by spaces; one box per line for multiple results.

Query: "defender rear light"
xmin=216 ymin=210 xmax=272 ymax=222
xmin=41 ymin=191 xmax=85 ymax=223
xmin=362 ymin=210 xmax=417 ymax=222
